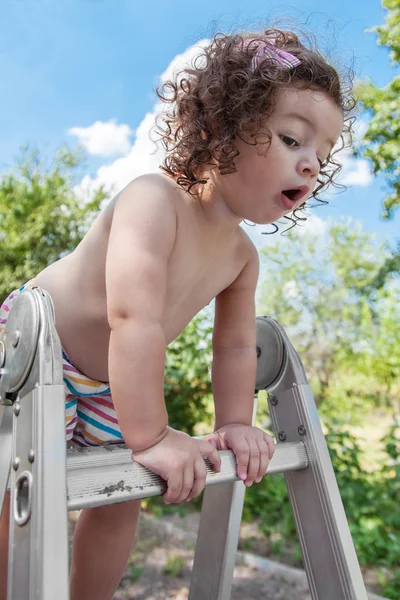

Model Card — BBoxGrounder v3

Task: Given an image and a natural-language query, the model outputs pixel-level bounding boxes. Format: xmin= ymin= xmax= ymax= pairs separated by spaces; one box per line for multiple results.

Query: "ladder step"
xmin=6 ymin=441 xmax=308 ymax=509
xmin=65 ymin=441 xmax=308 ymax=510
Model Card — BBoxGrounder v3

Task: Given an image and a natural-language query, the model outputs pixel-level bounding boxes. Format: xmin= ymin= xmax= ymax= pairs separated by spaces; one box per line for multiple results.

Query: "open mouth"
xmin=281 ymin=188 xmax=304 ymax=203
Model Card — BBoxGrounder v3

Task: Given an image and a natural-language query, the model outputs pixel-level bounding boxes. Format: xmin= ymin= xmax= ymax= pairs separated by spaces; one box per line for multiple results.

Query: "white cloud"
xmin=158 ymin=40 xmax=208 ymax=84
xmin=335 ymin=117 xmax=373 ymax=188
xmin=72 ymin=112 xmax=165 ymax=203
xmin=340 ymin=157 xmax=373 ymax=187
xmin=68 ymin=119 xmax=133 ymax=157
xmin=71 ymin=41 xmax=210 ymax=204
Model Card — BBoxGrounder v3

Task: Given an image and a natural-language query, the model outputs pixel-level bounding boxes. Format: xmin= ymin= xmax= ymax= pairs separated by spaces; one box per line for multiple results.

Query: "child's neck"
xmin=192 ymin=169 xmax=241 ymax=237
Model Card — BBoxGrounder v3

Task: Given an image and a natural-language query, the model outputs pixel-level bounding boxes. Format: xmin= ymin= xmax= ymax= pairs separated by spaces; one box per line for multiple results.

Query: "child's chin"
xmin=254 ymin=211 xmax=286 ymax=225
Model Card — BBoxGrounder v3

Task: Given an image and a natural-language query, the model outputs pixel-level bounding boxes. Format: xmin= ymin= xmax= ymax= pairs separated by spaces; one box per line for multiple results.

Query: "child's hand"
xmin=204 ymin=424 xmax=275 ymax=487
xmin=131 ymin=427 xmax=221 ymax=504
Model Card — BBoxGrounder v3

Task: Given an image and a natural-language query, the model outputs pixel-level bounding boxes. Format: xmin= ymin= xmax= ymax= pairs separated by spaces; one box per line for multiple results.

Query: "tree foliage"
xmin=356 ymin=0 xmax=400 ymax=221
xmin=0 ymin=144 xmax=107 ymax=302
xmin=165 ymin=313 xmax=214 ymax=434
xmin=257 ymin=221 xmax=400 ymax=416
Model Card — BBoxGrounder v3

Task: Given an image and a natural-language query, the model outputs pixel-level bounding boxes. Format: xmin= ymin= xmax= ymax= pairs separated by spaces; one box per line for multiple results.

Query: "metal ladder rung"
xmin=64 ymin=441 xmax=308 ymax=510
xmin=5 ymin=432 xmax=308 ymax=510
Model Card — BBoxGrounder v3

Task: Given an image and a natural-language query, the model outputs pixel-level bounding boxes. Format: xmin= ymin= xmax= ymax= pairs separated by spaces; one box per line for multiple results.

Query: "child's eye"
xmin=280 ymin=135 xmax=299 ymax=147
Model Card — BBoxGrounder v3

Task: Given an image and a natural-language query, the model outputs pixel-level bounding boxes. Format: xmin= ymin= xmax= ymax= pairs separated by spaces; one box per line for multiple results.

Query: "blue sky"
xmin=1 ymin=0 xmax=398 ymax=250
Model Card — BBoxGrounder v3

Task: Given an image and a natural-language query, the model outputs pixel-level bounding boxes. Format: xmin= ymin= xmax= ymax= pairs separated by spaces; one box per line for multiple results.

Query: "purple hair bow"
xmin=249 ymin=40 xmax=301 ymax=71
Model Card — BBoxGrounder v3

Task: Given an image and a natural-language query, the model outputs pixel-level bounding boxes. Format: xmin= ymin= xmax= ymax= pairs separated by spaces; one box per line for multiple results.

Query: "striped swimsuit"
xmin=0 ymin=281 xmax=124 ymax=447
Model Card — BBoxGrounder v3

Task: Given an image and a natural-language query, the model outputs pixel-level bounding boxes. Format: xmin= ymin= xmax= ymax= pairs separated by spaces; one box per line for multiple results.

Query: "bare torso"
xmin=34 ymin=174 xmax=251 ymax=382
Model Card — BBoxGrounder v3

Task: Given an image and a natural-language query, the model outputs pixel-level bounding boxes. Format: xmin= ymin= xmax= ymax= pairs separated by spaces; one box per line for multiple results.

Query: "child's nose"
xmin=297 ymin=156 xmax=319 ymax=179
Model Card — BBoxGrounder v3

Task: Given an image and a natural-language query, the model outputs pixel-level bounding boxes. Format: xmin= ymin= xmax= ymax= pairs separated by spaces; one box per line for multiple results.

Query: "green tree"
xmin=356 ymin=0 xmax=400 ymax=221
xmin=257 ymin=219 xmax=400 ymax=415
xmin=0 ymin=144 xmax=107 ymax=302
xmin=165 ymin=312 xmax=213 ymax=434
xmin=343 ymin=280 xmax=400 ymax=412
xmin=355 ymin=0 xmax=400 ymax=289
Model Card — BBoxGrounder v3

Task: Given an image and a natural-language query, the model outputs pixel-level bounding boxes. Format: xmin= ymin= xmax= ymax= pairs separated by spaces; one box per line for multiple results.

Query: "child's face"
xmin=213 ymin=86 xmax=344 ymax=225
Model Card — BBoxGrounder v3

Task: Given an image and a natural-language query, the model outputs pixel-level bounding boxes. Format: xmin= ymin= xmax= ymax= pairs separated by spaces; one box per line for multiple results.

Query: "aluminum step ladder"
xmin=0 ymin=286 xmax=369 ymax=600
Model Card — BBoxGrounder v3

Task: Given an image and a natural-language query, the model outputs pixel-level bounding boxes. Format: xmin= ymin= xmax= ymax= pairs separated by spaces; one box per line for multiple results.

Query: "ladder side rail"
xmin=188 ymin=481 xmax=245 ymax=600
xmin=32 ymin=385 xmax=69 ymax=600
xmin=269 ymin=383 xmax=368 ymax=599
xmin=255 ymin=316 xmax=369 ymax=600
xmin=8 ymin=390 xmax=32 ymax=600
xmin=0 ymin=406 xmax=13 ymax=518
xmin=4 ymin=287 xmax=69 ymax=600
xmin=268 ymin=370 xmax=368 ymax=597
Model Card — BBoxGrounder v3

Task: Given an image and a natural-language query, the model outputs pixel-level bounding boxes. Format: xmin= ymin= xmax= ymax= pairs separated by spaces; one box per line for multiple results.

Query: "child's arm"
xmin=212 ymin=240 xmax=259 ymax=429
xmin=105 ymin=176 xmax=175 ymax=451
xmin=203 ymin=241 xmax=275 ymax=493
xmin=105 ymin=175 xmax=220 ymax=504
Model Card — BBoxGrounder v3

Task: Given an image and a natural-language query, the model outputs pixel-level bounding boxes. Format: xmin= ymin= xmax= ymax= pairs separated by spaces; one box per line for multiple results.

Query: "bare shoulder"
xmin=107 ymin=174 xmax=180 ymax=270
xmin=238 ymin=228 xmax=259 ymax=263
xmin=116 ymin=173 xmax=179 ymax=210
xmin=108 ymin=173 xmax=179 ymax=238
xmin=126 ymin=172 xmax=178 ymax=191
xmin=231 ymin=228 xmax=260 ymax=289
xmin=105 ymin=174 xmax=180 ymax=323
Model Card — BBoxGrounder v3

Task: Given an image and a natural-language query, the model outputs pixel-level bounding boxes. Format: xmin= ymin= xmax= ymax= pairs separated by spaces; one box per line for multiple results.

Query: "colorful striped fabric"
xmin=0 ymin=281 xmax=124 ymax=447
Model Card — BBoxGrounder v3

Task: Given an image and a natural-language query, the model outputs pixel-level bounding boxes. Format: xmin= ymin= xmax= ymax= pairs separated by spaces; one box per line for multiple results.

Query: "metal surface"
xmin=0 ymin=405 xmax=13 ymax=518
xmin=261 ymin=317 xmax=369 ymax=600
xmin=0 ymin=290 xmax=40 ymax=395
xmin=30 ymin=384 xmax=69 ymax=600
xmin=66 ymin=441 xmax=308 ymax=511
xmin=255 ymin=316 xmax=284 ymax=390
xmin=189 ymin=481 xmax=246 ymax=600
xmin=0 ymin=340 xmax=5 ymax=367
xmin=3 ymin=287 xmax=69 ymax=600
xmin=13 ymin=471 xmax=33 ymax=527
xmin=0 ymin=289 xmax=40 ymax=517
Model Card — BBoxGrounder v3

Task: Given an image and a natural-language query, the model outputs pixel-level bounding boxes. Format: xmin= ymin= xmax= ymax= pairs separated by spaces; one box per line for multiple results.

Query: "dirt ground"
xmin=68 ymin=510 xmax=385 ymax=600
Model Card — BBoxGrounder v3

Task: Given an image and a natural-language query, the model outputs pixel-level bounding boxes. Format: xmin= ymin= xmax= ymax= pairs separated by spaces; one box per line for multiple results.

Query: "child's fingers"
xmin=164 ymin=471 xmax=184 ymax=504
xmin=234 ymin=440 xmax=250 ymax=482
xmin=186 ymin=456 xmax=207 ymax=502
xmin=204 ymin=434 xmax=219 ymax=450
xmin=256 ymin=438 xmax=271 ymax=482
xmin=175 ymin=464 xmax=195 ymax=503
xmin=264 ymin=433 xmax=275 ymax=459
xmin=245 ymin=438 xmax=260 ymax=486
xmin=199 ymin=440 xmax=221 ymax=472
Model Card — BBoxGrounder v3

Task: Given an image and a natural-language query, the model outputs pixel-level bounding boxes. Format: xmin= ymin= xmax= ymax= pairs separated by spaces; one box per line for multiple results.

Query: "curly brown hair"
xmin=155 ymin=28 xmax=356 ymax=233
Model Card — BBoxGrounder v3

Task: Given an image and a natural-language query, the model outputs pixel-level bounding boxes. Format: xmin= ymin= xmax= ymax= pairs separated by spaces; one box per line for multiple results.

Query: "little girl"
xmin=0 ymin=27 xmax=353 ymax=600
